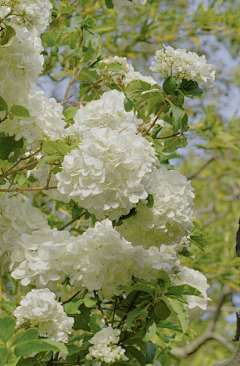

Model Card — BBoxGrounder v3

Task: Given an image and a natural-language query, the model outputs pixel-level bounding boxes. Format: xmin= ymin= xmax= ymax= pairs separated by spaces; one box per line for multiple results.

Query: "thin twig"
xmin=0 ymin=160 xmax=39 ymax=179
xmin=62 ymin=288 xmax=88 ymax=305
xmin=58 ymin=211 xmax=86 ymax=231
xmin=186 ymin=156 xmax=219 ymax=180
xmin=142 ymin=103 xmax=167 ymax=137
xmin=0 ymin=186 xmax=57 ymax=193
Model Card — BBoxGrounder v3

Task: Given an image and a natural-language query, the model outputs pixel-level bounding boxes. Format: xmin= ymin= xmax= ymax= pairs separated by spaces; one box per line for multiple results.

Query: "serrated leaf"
xmin=125 ymin=80 xmax=153 ymax=100
xmin=0 ymin=25 xmax=16 ymax=47
xmin=63 ymin=106 xmax=79 ymax=121
xmin=63 ymin=298 xmax=84 ymax=315
xmin=0 ymin=96 xmax=8 ymax=112
xmin=162 ymin=136 xmax=188 ymax=153
xmin=166 ymin=284 xmax=203 ymax=298
xmin=180 ymin=79 xmax=203 ymax=99
xmin=12 ymin=328 xmax=39 ymax=346
xmin=162 ymin=296 xmax=188 ymax=334
xmin=127 ymin=302 xmax=150 ymax=330
xmin=10 ymin=105 xmax=30 ymax=118
xmin=14 ymin=339 xmax=68 ymax=357
xmin=0 ymin=316 xmax=16 ymax=342
xmin=163 ymin=76 xmax=178 ymax=95
xmin=142 ymin=319 xmax=156 ymax=342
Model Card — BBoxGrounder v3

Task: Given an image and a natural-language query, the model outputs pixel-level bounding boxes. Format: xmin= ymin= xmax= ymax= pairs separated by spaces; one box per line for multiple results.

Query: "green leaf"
xmin=162 ymin=296 xmax=188 ymax=334
xmin=150 ymin=126 xmax=162 ymax=139
xmin=0 ymin=25 xmax=16 ymax=47
xmin=142 ymin=319 xmax=157 ymax=342
xmin=0 ymin=344 xmax=7 ymax=364
xmin=146 ymin=342 xmax=157 ymax=364
xmin=63 ymin=106 xmax=79 ymax=121
xmin=170 ymin=102 xmax=185 ymax=131
xmin=104 ymin=62 xmax=125 ymax=73
xmin=60 ymin=5 xmax=75 ymax=14
xmin=190 ymin=221 xmax=207 ymax=250
xmin=0 ymin=96 xmax=8 ymax=112
xmin=79 ymin=67 xmax=99 ymax=82
xmin=162 ymin=136 xmax=188 ymax=153
xmin=72 ymin=304 xmax=91 ymax=331
xmin=127 ymin=302 xmax=150 ymax=330
xmin=79 ymin=16 xmax=96 ymax=29
xmin=10 ymin=105 xmax=30 ymax=118
xmin=117 ymin=284 xmax=155 ymax=298
xmin=163 ymin=76 xmax=178 ymax=95
xmin=105 ymin=0 xmax=114 ymax=8
xmin=41 ymin=31 xmax=56 ymax=47
xmin=153 ymin=301 xmax=171 ymax=320
xmin=147 ymin=194 xmax=154 ymax=208
xmin=166 ymin=284 xmax=203 ymax=298
xmin=180 ymin=79 xmax=203 ymax=99
xmin=14 ymin=339 xmax=68 ymax=357
xmin=16 ymin=358 xmax=37 ymax=366
xmin=124 ymin=97 xmax=135 ymax=112
xmin=63 ymin=298 xmax=84 ymax=315
xmin=125 ymin=80 xmax=153 ymax=100
xmin=36 ymin=154 xmax=63 ymax=169
xmin=156 ymin=270 xmax=171 ymax=291
xmin=0 ymin=316 xmax=16 ymax=342
xmin=160 ymin=153 xmax=181 ymax=163
xmin=0 ymin=301 xmax=16 ymax=314
xmin=0 ymin=133 xmax=23 ymax=160
xmin=125 ymin=346 xmax=146 ymax=366
xmin=12 ymin=329 xmax=39 ymax=346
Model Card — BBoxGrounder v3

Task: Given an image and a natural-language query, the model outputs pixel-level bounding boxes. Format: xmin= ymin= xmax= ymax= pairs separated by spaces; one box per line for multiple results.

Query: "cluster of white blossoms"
xmin=0 ymin=0 xmax=52 ymax=34
xmin=171 ymin=267 xmax=211 ymax=320
xmin=150 ymin=45 xmax=215 ymax=87
xmin=113 ymin=0 xmax=147 ymax=10
xmin=13 ymin=289 xmax=74 ymax=343
xmin=0 ymin=196 xmax=49 ymax=272
xmin=10 ymin=219 xmax=180 ymax=299
xmin=86 ymin=326 xmax=128 ymax=364
xmin=0 ymin=92 xmax=67 ymax=145
xmin=68 ymin=90 xmax=142 ymax=139
xmin=100 ymin=56 xmax=156 ymax=88
xmin=0 ymin=0 xmax=67 ymax=147
xmin=117 ymin=166 xmax=195 ymax=250
xmin=56 ymin=127 xmax=158 ymax=221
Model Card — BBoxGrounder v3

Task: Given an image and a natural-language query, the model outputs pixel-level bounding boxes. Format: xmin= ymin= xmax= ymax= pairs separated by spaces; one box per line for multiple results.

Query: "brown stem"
xmin=62 ymin=289 xmax=88 ymax=305
xmin=0 ymin=186 xmax=57 ymax=193
xmin=58 ymin=211 xmax=86 ymax=231
xmin=156 ymin=132 xmax=181 ymax=139
xmin=0 ymin=160 xmax=39 ymax=179
xmin=61 ymin=63 xmax=81 ymax=105
xmin=142 ymin=103 xmax=167 ymax=137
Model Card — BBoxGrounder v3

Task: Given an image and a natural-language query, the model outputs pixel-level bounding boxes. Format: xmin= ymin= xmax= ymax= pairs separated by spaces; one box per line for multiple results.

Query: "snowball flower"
xmin=0 ymin=196 xmax=49 ymax=273
xmin=0 ymin=92 xmax=67 ymax=146
xmin=117 ymin=166 xmax=194 ymax=249
xmin=113 ymin=0 xmax=147 ymax=10
xmin=0 ymin=0 xmax=53 ymax=34
xmin=86 ymin=326 xmax=128 ymax=364
xmin=68 ymin=90 xmax=142 ymax=139
xmin=101 ymin=55 xmax=156 ymax=88
xmin=171 ymin=266 xmax=211 ymax=320
xmin=69 ymin=219 xmax=148 ymax=299
xmin=150 ymin=45 xmax=215 ymax=87
xmin=56 ymin=127 xmax=158 ymax=221
xmin=10 ymin=227 xmax=78 ymax=289
xmin=13 ymin=289 xmax=74 ymax=343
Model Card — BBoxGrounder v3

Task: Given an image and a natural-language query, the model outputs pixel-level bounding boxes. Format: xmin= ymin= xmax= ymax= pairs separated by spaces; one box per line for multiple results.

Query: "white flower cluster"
xmin=13 ymin=288 xmax=74 ymax=343
xmin=0 ymin=0 xmax=67 ymax=147
xmin=86 ymin=326 xmax=128 ymax=364
xmin=117 ymin=166 xmax=195 ymax=250
xmin=0 ymin=92 xmax=67 ymax=145
xmin=10 ymin=219 xmax=179 ymax=299
xmin=56 ymin=127 xmax=158 ymax=221
xmin=101 ymin=56 xmax=156 ymax=88
xmin=150 ymin=45 xmax=215 ymax=87
xmin=0 ymin=196 xmax=49 ymax=273
xmin=69 ymin=90 xmax=142 ymax=139
xmin=171 ymin=266 xmax=210 ymax=320
xmin=113 ymin=0 xmax=147 ymax=10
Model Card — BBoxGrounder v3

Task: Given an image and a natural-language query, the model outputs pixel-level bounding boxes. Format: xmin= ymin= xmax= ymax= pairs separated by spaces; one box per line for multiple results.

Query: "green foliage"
xmin=10 ymin=105 xmax=30 ymax=118
xmin=0 ymin=25 xmax=16 ymax=47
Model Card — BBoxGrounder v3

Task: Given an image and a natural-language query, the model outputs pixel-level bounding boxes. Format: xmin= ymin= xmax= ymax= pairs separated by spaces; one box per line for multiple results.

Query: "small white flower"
xmin=171 ymin=266 xmax=211 ymax=320
xmin=68 ymin=90 xmax=142 ymax=139
xmin=56 ymin=127 xmax=158 ymax=221
xmin=13 ymin=289 xmax=74 ymax=343
xmin=101 ymin=55 xmax=156 ymax=88
xmin=150 ymin=45 xmax=215 ymax=87
xmin=86 ymin=326 xmax=128 ymax=364
xmin=117 ymin=166 xmax=194 ymax=249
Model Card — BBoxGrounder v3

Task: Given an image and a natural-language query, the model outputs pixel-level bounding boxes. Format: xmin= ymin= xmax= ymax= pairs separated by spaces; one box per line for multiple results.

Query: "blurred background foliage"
xmin=2 ymin=0 xmax=240 ymax=364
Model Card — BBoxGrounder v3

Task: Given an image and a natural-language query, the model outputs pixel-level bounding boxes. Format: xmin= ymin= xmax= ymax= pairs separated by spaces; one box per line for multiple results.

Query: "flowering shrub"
xmin=0 ymin=1 xmax=216 ymax=365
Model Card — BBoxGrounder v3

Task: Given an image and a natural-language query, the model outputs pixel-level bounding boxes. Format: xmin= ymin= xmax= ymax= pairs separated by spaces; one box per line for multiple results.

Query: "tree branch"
xmin=142 ymin=103 xmax=167 ymax=137
xmin=58 ymin=211 xmax=86 ymax=231
xmin=0 ymin=186 xmax=57 ymax=193
xmin=0 ymin=160 xmax=39 ymax=179
xmin=62 ymin=289 xmax=87 ymax=305
xmin=186 ymin=156 xmax=219 ymax=180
